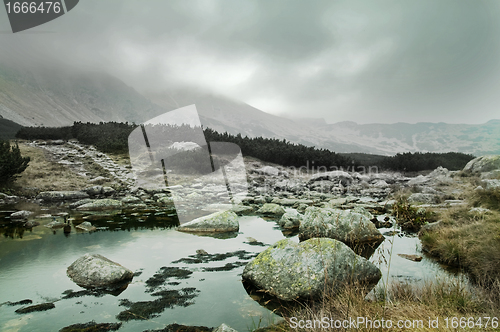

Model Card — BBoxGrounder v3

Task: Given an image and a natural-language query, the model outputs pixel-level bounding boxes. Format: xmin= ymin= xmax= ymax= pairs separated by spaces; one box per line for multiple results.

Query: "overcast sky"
xmin=2 ymin=0 xmax=500 ymax=124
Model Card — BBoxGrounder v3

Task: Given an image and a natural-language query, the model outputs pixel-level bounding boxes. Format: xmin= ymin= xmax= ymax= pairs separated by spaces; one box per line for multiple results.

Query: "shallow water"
xmin=0 ymin=210 xmax=464 ymax=332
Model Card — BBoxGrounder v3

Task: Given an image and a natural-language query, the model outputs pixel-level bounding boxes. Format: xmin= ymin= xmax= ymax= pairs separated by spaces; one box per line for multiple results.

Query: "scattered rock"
xmin=308 ymin=171 xmax=353 ymax=186
xmin=45 ymin=220 xmax=65 ymax=229
xmin=76 ymin=199 xmax=123 ymax=211
xmin=278 ymin=211 xmax=302 ymax=229
xmin=177 ymin=210 xmax=239 ymax=233
xmin=256 ymin=166 xmax=280 ymax=177
xmin=230 ymin=205 xmax=254 ymax=215
xmin=59 ymin=321 xmax=122 ymax=332
xmin=482 ymin=179 xmax=500 ymax=190
xmin=102 ymin=187 xmax=116 ymax=196
xmin=157 ymin=196 xmax=175 ymax=206
xmin=15 ymin=303 xmax=55 ymax=314
xmin=408 ymin=193 xmax=440 ymax=204
xmin=10 ymin=210 xmax=33 ymax=219
xmin=85 ymin=186 xmax=103 ymax=196
xmin=37 ymin=191 xmax=89 ymax=201
xmin=69 ymin=198 xmax=95 ymax=209
xmin=6 ymin=299 xmax=32 ymax=306
xmin=418 ymin=220 xmax=443 ymax=234
xmin=24 ymin=221 xmax=40 ymax=228
xmin=141 ymin=323 xmax=212 ymax=332
xmin=299 ymin=207 xmax=384 ymax=245
xmin=121 ymin=195 xmax=142 ymax=204
xmin=214 ymin=323 xmax=238 ymax=332
xmin=75 ymin=221 xmax=96 ymax=232
xmin=398 ymin=254 xmax=423 ymax=262
xmin=256 ymin=203 xmax=286 ymax=217
xmin=271 ymin=198 xmax=313 ymax=206
xmin=469 ymin=207 xmax=491 ymax=214
xmin=242 ymin=238 xmax=382 ymax=301
xmin=89 ymin=176 xmax=109 ymax=184
xmin=67 ymin=253 xmax=134 ymax=290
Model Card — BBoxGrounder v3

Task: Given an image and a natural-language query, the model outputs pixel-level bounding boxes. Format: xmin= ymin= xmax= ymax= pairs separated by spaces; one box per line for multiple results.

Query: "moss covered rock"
xmin=67 ymin=254 xmax=133 ymax=290
xmin=278 ymin=211 xmax=302 ymax=229
xmin=177 ymin=210 xmax=239 ymax=233
xmin=299 ymin=207 xmax=384 ymax=245
xmin=242 ymin=238 xmax=381 ymax=301
xmin=256 ymin=203 xmax=286 ymax=217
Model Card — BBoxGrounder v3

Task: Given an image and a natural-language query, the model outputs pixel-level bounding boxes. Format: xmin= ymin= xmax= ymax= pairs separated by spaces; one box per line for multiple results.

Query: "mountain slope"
xmin=0 ymin=62 xmax=166 ymax=127
xmin=0 ymin=63 xmax=498 ymax=156
xmin=147 ymin=89 xmax=500 ymax=156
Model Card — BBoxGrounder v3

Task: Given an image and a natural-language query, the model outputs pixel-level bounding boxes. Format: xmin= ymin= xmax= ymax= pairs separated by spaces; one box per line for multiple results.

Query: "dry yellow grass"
xmin=258 ymin=280 xmax=498 ymax=332
xmin=12 ymin=142 xmax=94 ymax=194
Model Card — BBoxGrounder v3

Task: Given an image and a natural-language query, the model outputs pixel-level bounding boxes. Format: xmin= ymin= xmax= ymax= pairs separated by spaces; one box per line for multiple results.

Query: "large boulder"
xmin=37 ymin=191 xmax=89 ymax=202
xmin=256 ymin=203 xmax=286 ymax=217
xmin=177 ymin=210 xmax=239 ymax=233
xmin=463 ymin=155 xmax=500 ymax=173
xmin=299 ymin=207 xmax=384 ymax=245
xmin=67 ymin=254 xmax=134 ymax=290
xmin=76 ymin=199 xmax=123 ymax=211
xmin=242 ymin=238 xmax=381 ymax=301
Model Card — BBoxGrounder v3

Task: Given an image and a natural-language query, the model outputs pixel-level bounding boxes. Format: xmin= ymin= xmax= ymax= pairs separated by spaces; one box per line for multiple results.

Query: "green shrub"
xmin=392 ymin=196 xmax=436 ymax=231
xmin=0 ymin=140 xmax=30 ymax=185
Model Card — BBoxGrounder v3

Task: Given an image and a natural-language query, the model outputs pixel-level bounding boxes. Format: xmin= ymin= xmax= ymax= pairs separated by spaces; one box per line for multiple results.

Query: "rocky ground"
xmin=3 ymin=139 xmax=499 ymax=240
xmin=2 ymin=140 xmax=500 ymax=332
xmin=0 ymin=141 xmax=459 ymax=220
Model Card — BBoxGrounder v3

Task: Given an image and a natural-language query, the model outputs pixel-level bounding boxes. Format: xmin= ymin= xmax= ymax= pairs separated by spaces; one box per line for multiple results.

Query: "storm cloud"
xmin=1 ymin=0 xmax=500 ymax=124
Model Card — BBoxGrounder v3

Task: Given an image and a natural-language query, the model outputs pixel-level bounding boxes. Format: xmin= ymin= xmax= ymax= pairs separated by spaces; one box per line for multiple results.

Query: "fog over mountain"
xmin=1 ymin=1 xmax=500 ymax=155
xmin=3 ymin=60 xmax=498 ymax=156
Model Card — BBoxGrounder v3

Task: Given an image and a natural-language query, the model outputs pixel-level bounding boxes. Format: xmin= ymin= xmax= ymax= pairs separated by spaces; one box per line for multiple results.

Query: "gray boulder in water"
xmin=242 ymin=238 xmax=381 ymax=301
xmin=278 ymin=211 xmax=302 ymax=229
xmin=177 ymin=210 xmax=239 ymax=233
xmin=256 ymin=203 xmax=286 ymax=217
xmin=67 ymin=253 xmax=133 ymax=290
xmin=299 ymin=207 xmax=384 ymax=245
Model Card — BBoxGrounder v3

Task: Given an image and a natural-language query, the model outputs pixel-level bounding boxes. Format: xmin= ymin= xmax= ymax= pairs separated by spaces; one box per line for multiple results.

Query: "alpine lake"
xmin=0 ymin=202 xmax=467 ymax=332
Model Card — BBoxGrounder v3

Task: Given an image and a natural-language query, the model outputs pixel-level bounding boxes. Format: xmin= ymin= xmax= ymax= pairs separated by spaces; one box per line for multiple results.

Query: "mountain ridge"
xmin=1 ymin=64 xmax=498 ymax=156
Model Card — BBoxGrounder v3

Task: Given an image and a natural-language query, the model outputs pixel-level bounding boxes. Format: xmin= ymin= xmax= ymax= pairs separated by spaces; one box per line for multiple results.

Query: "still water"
xmin=0 ymin=209 xmax=463 ymax=332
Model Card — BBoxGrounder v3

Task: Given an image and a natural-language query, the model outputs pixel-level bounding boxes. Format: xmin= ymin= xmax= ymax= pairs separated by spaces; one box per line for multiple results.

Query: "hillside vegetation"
xmin=0 ymin=117 xmax=22 ymax=140
xmin=16 ymin=122 xmax=475 ymax=172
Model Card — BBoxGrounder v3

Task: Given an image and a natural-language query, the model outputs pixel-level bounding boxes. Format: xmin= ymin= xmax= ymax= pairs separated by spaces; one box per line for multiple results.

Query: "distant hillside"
xmin=147 ymin=88 xmax=500 ymax=156
xmin=0 ymin=116 xmax=22 ymax=140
